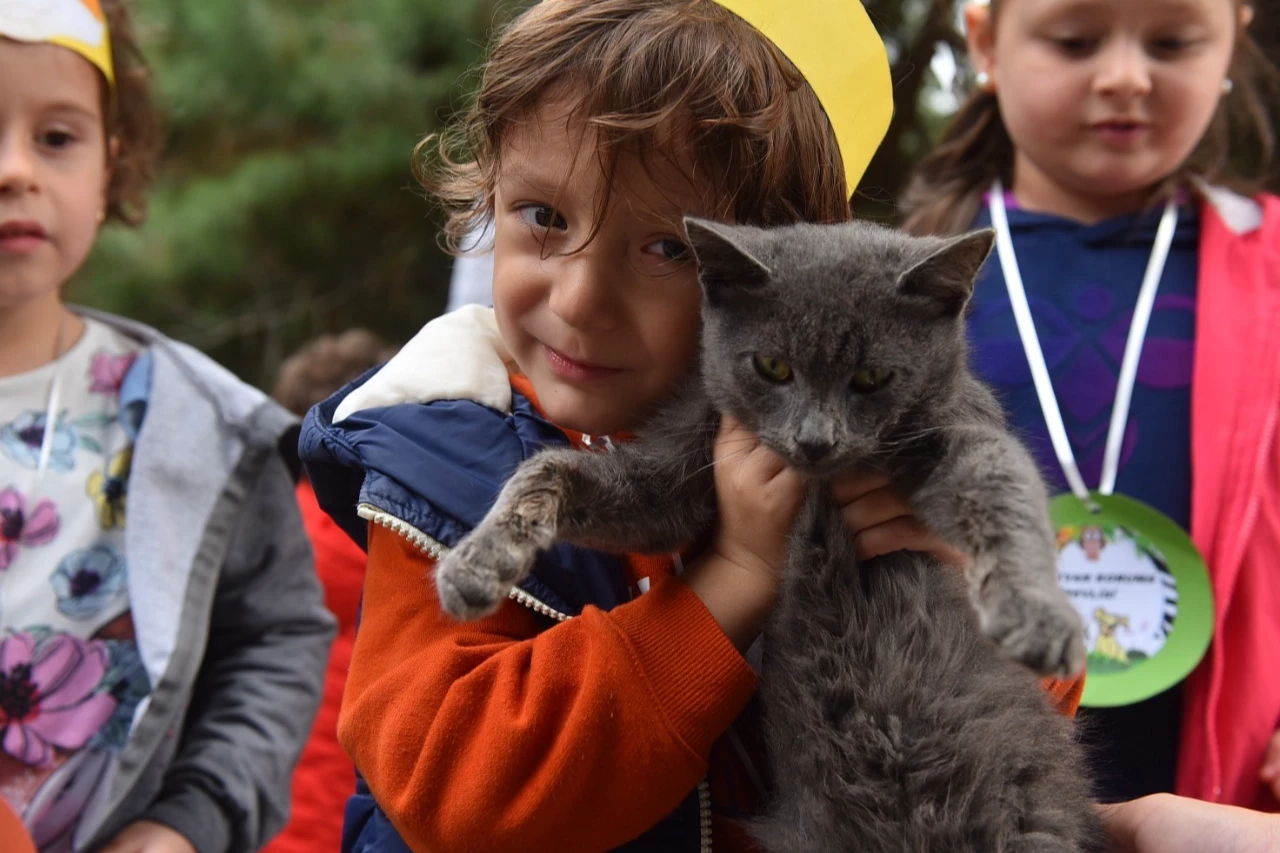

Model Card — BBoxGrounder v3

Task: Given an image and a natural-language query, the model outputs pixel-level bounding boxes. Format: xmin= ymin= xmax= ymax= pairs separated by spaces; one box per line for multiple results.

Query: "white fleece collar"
xmin=333 ymin=304 xmax=515 ymax=423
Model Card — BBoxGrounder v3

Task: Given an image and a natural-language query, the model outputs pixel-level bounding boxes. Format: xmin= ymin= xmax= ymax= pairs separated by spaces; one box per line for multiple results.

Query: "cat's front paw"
xmin=435 ymin=528 xmax=537 ymax=620
xmin=977 ymin=581 xmax=1085 ymax=679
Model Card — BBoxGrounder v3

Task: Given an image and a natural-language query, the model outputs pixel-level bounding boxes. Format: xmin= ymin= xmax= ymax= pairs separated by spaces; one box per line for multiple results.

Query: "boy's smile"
xmin=490 ymin=97 xmax=708 ymax=437
xmin=541 ymin=344 xmax=625 ymax=383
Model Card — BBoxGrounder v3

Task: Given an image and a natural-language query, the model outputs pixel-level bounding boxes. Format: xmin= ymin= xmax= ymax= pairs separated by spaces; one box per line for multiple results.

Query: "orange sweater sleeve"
xmin=338 ymin=523 xmax=758 ymax=853
xmin=1042 ymin=673 xmax=1086 ymax=717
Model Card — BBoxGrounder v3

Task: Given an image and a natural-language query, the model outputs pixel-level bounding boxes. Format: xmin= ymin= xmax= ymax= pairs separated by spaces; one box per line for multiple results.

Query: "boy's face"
xmin=491 ymin=99 xmax=706 ymax=437
xmin=0 ymin=40 xmax=109 ymax=314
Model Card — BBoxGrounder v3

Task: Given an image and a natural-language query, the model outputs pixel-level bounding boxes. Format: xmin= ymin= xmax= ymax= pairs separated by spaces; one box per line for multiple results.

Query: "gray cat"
xmin=436 ymin=218 xmax=1102 ymax=851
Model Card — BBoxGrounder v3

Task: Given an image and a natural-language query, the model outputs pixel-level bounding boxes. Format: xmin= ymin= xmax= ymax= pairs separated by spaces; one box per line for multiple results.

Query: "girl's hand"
xmin=1260 ymin=729 xmax=1280 ymax=802
xmin=1100 ymin=794 xmax=1280 ymax=853
xmin=830 ymin=472 xmax=969 ymax=568
xmin=684 ymin=415 xmax=807 ymax=649
xmin=100 ymin=821 xmax=197 ymax=853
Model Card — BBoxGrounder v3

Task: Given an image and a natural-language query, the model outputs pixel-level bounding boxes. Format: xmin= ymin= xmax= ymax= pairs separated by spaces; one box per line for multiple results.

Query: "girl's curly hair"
xmin=101 ymin=0 xmax=162 ymax=226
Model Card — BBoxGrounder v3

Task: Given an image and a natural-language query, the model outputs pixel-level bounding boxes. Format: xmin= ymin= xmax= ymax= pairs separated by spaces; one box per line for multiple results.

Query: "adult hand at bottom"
xmin=1101 ymin=793 xmax=1280 ymax=853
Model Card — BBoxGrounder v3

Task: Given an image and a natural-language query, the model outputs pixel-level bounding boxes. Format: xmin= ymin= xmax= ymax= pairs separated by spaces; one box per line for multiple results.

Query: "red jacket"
xmin=1178 ymin=192 xmax=1280 ymax=810
xmin=262 ymin=480 xmax=367 ymax=853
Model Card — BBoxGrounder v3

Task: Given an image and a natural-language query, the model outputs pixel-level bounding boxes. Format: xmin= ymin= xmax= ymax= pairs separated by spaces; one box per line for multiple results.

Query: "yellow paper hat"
xmin=0 ymin=0 xmax=115 ymax=86
xmin=713 ymin=0 xmax=893 ymax=194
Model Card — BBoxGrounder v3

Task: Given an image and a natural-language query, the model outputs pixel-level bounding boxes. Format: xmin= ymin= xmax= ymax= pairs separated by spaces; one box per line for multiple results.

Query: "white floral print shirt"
xmin=0 ymin=319 xmax=150 ymax=852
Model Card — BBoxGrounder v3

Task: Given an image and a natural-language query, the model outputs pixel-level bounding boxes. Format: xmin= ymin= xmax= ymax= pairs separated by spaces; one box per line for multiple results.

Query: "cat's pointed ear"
xmin=897 ymin=228 xmax=995 ymax=318
xmin=683 ymin=217 xmax=773 ymax=306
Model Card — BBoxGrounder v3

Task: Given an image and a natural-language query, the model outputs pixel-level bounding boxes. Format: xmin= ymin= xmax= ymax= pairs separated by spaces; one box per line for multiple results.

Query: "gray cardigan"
xmin=73 ymin=310 xmax=335 ymax=853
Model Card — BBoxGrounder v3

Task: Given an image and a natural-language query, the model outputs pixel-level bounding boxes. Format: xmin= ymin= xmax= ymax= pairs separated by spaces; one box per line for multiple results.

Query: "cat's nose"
xmin=797 ymin=440 xmax=833 ymax=464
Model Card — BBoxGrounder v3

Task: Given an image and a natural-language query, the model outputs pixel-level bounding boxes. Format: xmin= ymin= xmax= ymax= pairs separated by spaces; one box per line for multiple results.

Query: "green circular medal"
xmin=1051 ymin=492 xmax=1213 ymax=708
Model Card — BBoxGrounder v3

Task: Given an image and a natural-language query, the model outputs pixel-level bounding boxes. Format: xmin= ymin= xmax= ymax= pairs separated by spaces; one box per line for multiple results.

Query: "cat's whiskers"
xmin=649 ymin=422 xmax=734 ymax=442
xmin=877 ymin=422 xmax=952 ymax=450
xmin=683 ymin=442 xmax=756 ymax=482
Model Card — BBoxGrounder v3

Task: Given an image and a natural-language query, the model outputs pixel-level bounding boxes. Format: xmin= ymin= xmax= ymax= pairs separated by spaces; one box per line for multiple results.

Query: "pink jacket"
xmin=1179 ymin=191 xmax=1280 ymax=810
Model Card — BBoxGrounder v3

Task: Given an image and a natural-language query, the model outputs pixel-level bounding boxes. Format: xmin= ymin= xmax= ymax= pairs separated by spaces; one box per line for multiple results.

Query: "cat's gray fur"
xmin=436 ymin=218 xmax=1102 ymax=851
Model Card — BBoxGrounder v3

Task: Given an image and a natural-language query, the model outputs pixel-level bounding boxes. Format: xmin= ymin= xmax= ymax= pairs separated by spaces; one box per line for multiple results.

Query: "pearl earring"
xmin=976 ymin=71 xmax=993 ymax=91
xmin=1222 ymin=78 xmax=1234 ymax=95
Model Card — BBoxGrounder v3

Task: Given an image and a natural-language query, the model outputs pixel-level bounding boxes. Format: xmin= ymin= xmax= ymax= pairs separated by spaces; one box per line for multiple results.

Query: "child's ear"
xmin=1240 ymin=3 xmax=1254 ymax=29
xmin=964 ymin=3 xmax=997 ymax=92
xmin=682 ymin=217 xmax=772 ymax=306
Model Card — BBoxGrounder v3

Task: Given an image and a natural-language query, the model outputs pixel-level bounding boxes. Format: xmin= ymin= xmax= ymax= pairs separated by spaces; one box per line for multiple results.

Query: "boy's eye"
xmin=516 ymin=204 xmax=568 ymax=231
xmin=38 ymin=130 xmax=77 ymax=149
xmin=753 ymin=354 xmax=793 ymax=384
xmin=643 ymin=237 xmax=690 ymax=263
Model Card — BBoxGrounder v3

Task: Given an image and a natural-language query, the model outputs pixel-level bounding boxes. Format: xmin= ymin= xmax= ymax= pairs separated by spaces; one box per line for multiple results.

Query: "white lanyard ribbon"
xmin=987 ymin=180 xmax=1179 ymax=504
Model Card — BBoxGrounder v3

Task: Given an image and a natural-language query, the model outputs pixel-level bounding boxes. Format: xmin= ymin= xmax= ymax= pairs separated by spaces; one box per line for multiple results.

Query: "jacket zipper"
xmin=697 ymin=778 xmax=712 ymax=853
xmin=358 ymin=503 xmax=449 ymax=559
xmin=358 ymin=502 xmax=714 ymax=851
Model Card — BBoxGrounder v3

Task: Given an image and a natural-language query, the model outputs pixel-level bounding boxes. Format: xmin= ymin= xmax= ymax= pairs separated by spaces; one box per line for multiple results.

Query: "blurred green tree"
xmin=76 ymin=0 xmax=518 ymax=385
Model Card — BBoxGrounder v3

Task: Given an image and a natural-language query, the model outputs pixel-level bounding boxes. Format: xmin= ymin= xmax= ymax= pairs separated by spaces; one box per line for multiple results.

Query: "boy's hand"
xmin=687 ymin=421 xmax=974 ymax=649
xmin=707 ymin=415 xmax=808 ymax=582
xmin=684 ymin=416 xmax=806 ymax=649
xmin=100 ymin=821 xmax=197 ymax=853
xmin=1260 ymin=729 xmax=1280 ymax=802
xmin=1100 ymin=794 xmax=1280 ymax=853
xmin=830 ymin=472 xmax=968 ymax=568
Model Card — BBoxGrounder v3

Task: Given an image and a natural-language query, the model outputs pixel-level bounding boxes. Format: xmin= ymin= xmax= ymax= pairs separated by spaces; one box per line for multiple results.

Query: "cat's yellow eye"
xmin=753 ymin=354 xmax=794 ymax=383
xmin=851 ymin=367 xmax=891 ymax=393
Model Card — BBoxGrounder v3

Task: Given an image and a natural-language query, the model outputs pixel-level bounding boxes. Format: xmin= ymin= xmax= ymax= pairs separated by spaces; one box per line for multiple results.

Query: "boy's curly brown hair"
xmin=420 ymin=0 xmax=852 ymax=254
xmin=101 ymin=0 xmax=163 ymax=226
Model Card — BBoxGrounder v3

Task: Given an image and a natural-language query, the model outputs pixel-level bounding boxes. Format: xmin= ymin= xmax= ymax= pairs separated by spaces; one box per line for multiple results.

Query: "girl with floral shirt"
xmin=0 ymin=2 xmax=333 ymax=851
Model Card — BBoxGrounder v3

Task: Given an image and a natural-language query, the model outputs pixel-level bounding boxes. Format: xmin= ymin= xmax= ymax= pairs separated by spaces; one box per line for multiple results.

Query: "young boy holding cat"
xmin=299 ymin=1 xmax=1085 ymax=851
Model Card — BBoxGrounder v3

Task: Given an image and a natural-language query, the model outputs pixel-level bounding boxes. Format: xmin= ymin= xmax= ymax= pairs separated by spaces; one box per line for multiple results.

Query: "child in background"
xmin=300 ymin=2 xmax=1082 ymax=851
xmin=903 ymin=0 xmax=1280 ymax=811
xmin=0 ymin=2 xmax=333 ymax=851
xmin=272 ymin=330 xmax=395 ymax=425
xmin=265 ymin=329 xmax=393 ymax=853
